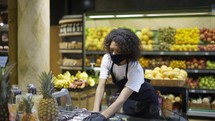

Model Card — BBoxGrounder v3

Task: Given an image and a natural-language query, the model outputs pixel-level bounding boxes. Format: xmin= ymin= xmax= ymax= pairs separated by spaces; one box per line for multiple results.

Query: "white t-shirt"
xmin=99 ymin=54 xmax=145 ymax=92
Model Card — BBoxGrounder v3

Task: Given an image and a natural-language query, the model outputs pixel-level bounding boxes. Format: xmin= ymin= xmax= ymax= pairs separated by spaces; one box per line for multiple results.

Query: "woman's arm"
xmin=93 ymin=78 xmax=106 ymax=112
xmin=101 ymin=87 xmax=133 ymax=118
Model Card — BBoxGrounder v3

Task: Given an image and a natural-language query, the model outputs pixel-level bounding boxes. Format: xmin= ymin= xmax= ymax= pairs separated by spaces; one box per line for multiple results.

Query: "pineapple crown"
xmin=0 ymin=64 xmax=15 ymax=104
xmin=23 ymin=96 xmax=34 ymax=114
xmin=39 ymin=72 xmax=55 ymax=99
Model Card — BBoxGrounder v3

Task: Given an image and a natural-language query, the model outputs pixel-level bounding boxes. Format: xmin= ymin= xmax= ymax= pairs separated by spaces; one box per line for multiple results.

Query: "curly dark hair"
xmin=104 ymin=27 xmax=141 ymax=62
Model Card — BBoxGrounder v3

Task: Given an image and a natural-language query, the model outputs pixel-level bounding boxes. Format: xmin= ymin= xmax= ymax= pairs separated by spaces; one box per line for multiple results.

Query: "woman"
xmin=84 ymin=28 xmax=159 ymax=121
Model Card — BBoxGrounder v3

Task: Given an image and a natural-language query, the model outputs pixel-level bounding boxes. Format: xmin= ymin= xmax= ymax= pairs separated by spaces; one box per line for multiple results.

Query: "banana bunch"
xmin=53 ymin=71 xmax=74 ymax=88
xmin=53 ymin=71 xmax=96 ymax=89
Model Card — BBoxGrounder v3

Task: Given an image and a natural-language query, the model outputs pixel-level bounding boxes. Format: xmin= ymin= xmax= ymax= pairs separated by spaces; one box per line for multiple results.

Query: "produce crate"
xmin=211 ymin=103 xmax=215 ymax=109
xmin=150 ymin=79 xmax=185 ymax=87
xmin=189 ymin=102 xmax=211 ymax=109
xmin=69 ymin=87 xmax=96 ymax=110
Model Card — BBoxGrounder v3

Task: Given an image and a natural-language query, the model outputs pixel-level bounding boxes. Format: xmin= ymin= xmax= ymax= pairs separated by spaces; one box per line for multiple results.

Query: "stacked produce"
xmin=186 ymin=77 xmax=199 ymax=89
xmin=198 ymin=44 xmax=215 ymax=51
xmin=144 ymin=65 xmax=188 ymax=80
xmin=206 ymin=60 xmax=215 ymax=69
xmin=136 ymin=28 xmax=155 ymax=51
xmin=85 ymin=55 xmax=102 ymax=67
xmin=189 ymin=97 xmax=211 ymax=109
xmin=85 ymin=27 xmax=112 ymax=50
xmin=198 ymin=75 xmax=215 ymax=90
xmin=175 ymin=27 xmax=200 ymax=44
xmin=186 ymin=58 xmax=206 ymax=69
xmin=169 ymin=60 xmax=186 ymax=69
xmin=170 ymin=44 xmax=198 ymax=51
xmin=157 ymin=27 xmax=176 ymax=51
xmin=139 ymin=57 xmax=150 ymax=68
xmin=200 ymin=27 xmax=215 ymax=43
xmin=53 ymin=71 xmax=96 ymax=89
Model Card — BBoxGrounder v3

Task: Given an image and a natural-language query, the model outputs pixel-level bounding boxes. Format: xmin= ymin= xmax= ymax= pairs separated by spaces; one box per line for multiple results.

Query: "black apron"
xmin=110 ymin=62 xmax=159 ymax=119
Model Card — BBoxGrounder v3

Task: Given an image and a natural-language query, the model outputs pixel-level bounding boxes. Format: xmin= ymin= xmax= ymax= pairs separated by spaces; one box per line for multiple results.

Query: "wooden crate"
xmin=70 ymin=87 xmax=96 ymax=110
xmin=189 ymin=102 xmax=211 ymax=109
xmin=150 ymin=79 xmax=185 ymax=87
xmin=211 ymin=103 xmax=215 ymax=109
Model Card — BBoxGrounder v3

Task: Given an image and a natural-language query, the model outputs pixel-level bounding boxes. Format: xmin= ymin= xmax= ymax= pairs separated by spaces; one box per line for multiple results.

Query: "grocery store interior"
xmin=1 ymin=0 xmax=215 ymax=121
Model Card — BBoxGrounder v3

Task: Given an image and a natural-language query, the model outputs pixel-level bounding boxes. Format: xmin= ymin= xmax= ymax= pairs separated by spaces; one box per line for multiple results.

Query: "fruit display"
xmin=170 ymin=44 xmax=198 ymax=51
xmin=59 ymin=41 xmax=82 ymax=49
xmin=198 ymin=44 xmax=215 ymax=51
xmin=0 ymin=65 xmax=14 ymax=121
xmin=175 ymin=27 xmax=200 ymax=44
xmin=61 ymin=58 xmax=82 ymax=67
xmin=145 ymin=65 xmax=188 ymax=80
xmin=157 ymin=27 xmax=176 ymax=51
xmin=139 ymin=57 xmax=150 ymax=68
xmin=53 ymin=71 xmax=96 ymax=89
xmin=198 ymin=75 xmax=215 ymax=90
xmin=186 ymin=58 xmax=206 ymax=69
xmin=206 ymin=60 xmax=215 ymax=69
xmin=85 ymin=55 xmax=102 ymax=67
xmin=38 ymin=72 xmax=58 ymax=121
xmin=136 ymin=28 xmax=155 ymax=51
xmin=186 ymin=77 xmax=199 ymax=89
xmin=189 ymin=97 xmax=211 ymax=109
xmin=200 ymin=27 xmax=215 ymax=43
xmin=85 ymin=27 xmax=112 ymax=50
xmin=169 ymin=60 xmax=186 ymax=69
xmin=22 ymin=96 xmax=37 ymax=121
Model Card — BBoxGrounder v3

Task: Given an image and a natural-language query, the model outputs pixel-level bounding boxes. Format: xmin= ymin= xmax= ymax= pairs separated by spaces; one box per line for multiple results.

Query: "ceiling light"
xmin=89 ymin=15 xmax=115 ymax=19
xmin=145 ymin=12 xmax=209 ymax=17
xmin=0 ymin=22 xmax=4 ymax=26
xmin=116 ymin=14 xmax=144 ymax=18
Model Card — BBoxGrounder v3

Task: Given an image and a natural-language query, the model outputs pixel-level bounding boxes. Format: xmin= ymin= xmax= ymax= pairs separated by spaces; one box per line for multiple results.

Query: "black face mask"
xmin=110 ymin=53 xmax=128 ymax=65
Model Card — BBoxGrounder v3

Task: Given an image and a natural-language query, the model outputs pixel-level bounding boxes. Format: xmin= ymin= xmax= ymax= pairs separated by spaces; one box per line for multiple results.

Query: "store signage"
xmin=0 ymin=56 xmax=8 ymax=67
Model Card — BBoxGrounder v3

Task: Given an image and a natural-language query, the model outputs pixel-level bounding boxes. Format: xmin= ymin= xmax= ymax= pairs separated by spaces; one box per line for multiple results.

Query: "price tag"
xmin=160 ymin=52 xmax=164 ymax=55
xmin=0 ymin=56 xmax=8 ymax=67
xmin=202 ymin=90 xmax=207 ymax=93
xmin=185 ymin=52 xmax=189 ymax=55
xmin=194 ymin=70 xmax=199 ymax=73
xmin=205 ymin=52 xmax=209 ymax=55
xmin=190 ymin=90 xmax=195 ymax=93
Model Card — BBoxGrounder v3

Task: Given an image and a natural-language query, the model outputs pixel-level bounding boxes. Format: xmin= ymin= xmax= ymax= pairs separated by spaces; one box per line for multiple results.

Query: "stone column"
xmin=18 ymin=0 xmax=50 ymax=91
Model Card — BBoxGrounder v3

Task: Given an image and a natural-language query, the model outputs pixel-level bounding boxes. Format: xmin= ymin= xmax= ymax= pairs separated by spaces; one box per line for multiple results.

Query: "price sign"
xmin=0 ymin=56 xmax=8 ymax=67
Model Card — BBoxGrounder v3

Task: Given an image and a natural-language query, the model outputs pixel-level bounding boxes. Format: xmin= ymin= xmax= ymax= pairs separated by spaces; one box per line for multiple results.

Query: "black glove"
xmin=83 ymin=112 xmax=108 ymax=121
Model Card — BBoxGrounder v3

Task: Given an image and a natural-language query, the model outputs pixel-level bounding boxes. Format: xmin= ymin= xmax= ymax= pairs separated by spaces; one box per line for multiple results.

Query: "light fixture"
xmin=89 ymin=15 xmax=115 ymax=19
xmin=116 ymin=14 xmax=144 ymax=18
xmin=145 ymin=12 xmax=210 ymax=17
xmin=0 ymin=15 xmax=4 ymax=26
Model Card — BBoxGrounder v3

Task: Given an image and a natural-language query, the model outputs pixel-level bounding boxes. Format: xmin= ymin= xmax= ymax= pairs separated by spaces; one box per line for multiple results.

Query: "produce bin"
xmin=150 ymin=79 xmax=186 ymax=87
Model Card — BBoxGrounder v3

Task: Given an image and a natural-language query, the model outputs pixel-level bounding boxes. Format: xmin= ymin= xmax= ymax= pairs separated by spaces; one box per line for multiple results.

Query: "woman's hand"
xmin=101 ymin=87 xmax=133 ymax=118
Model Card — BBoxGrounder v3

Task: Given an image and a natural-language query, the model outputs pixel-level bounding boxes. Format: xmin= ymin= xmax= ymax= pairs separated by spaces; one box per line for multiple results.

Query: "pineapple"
xmin=0 ymin=65 xmax=14 ymax=121
xmin=22 ymin=96 xmax=37 ymax=121
xmin=38 ymin=72 xmax=58 ymax=121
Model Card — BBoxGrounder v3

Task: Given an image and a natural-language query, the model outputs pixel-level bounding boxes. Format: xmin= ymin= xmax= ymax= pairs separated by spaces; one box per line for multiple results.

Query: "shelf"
xmin=59 ymin=49 xmax=82 ymax=53
xmin=59 ymin=19 xmax=82 ymax=24
xmin=85 ymin=51 xmax=215 ymax=56
xmin=189 ymin=88 xmax=215 ymax=94
xmin=0 ymin=50 xmax=8 ymax=55
xmin=59 ymin=32 xmax=82 ymax=37
xmin=141 ymin=51 xmax=215 ymax=56
xmin=60 ymin=66 xmax=82 ymax=70
xmin=187 ymin=108 xmax=215 ymax=117
xmin=185 ymin=69 xmax=215 ymax=74
xmin=86 ymin=50 xmax=106 ymax=55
